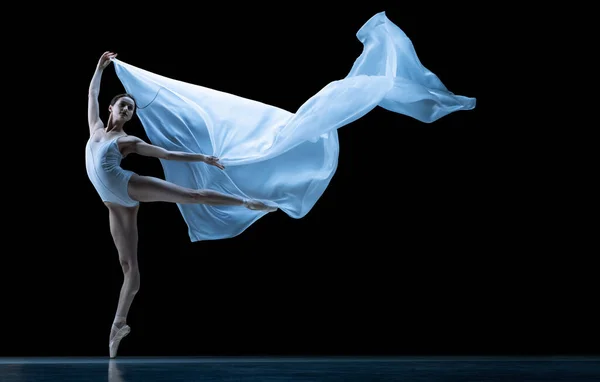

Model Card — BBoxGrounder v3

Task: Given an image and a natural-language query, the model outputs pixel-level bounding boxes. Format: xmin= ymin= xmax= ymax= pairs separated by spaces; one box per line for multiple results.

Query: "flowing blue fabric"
xmin=112 ymin=11 xmax=476 ymax=242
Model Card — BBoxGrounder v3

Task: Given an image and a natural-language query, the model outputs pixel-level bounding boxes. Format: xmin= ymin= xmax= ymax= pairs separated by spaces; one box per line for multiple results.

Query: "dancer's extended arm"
xmin=88 ymin=51 xmax=117 ymax=136
xmin=120 ymin=136 xmax=225 ymax=170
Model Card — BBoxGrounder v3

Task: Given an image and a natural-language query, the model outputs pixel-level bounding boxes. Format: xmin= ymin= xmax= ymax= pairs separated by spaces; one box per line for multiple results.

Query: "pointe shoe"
xmin=109 ymin=324 xmax=131 ymax=358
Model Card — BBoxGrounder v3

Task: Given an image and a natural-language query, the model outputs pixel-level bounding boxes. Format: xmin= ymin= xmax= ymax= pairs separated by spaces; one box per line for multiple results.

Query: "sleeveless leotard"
xmin=85 ymin=135 xmax=139 ymax=207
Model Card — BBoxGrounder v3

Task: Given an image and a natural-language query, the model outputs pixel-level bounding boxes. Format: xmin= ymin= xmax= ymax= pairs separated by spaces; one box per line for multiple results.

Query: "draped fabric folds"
xmin=112 ymin=11 xmax=476 ymax=242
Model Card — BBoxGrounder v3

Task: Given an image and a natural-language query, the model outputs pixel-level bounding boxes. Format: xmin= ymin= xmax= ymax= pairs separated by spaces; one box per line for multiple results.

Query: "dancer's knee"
xmin=120 ymin=258 xmax=136 ymax=271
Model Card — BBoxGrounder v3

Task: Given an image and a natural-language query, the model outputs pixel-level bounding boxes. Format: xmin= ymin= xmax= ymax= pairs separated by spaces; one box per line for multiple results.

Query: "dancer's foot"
xmin=243 ymin=199 xmax=277 ymax=212
xmin=109 ymin=323 xmax=131 ymax=358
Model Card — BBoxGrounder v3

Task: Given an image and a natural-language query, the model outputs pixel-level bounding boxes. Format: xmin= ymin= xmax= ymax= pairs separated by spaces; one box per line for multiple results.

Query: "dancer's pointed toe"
xmin=109 ymin=324 xmax=131 ymax=358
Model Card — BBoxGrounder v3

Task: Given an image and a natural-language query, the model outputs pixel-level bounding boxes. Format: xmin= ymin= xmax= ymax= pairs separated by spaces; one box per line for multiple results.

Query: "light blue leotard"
xmin=85 ymin=135 xmax=139 ymax=207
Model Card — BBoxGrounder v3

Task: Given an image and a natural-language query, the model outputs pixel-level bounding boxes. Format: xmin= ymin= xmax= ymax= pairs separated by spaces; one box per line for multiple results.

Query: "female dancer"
xmin=87 ymin=51 xmax=275 ymax=358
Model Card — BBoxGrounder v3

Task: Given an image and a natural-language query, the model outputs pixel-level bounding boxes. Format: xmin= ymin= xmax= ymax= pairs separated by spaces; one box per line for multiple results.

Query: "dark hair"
xmin=110 ymin=93 xmax=137 ymax=114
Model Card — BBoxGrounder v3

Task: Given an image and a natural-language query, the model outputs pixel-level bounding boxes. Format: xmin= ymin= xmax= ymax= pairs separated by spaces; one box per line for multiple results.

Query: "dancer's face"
xmin=109 ymin=96 xmax=136 ymax=123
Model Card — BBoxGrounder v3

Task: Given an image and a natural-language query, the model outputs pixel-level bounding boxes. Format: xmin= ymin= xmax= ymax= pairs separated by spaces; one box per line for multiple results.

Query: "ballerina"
xmin=87 ymin=51 xmax=276 ymax=358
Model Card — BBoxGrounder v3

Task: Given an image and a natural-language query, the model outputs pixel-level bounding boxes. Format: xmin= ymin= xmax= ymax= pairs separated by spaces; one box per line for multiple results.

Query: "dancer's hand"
xmin=97 ymin=51 xmax=117 ymax=70
xmin=203 ymin=155 xmax=225 ymax=170
xmin=243 ymin=199 xmax=277 ymax=212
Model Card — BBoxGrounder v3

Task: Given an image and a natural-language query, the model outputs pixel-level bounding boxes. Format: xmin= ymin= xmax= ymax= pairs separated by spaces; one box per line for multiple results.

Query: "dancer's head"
xmin=109 ymin=93 xmax=137 ymax=124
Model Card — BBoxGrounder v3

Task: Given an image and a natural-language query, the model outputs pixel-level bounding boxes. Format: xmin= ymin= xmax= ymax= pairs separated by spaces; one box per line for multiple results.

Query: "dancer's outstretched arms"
xmin=120 ymin=136 xmax=225 ymax=170
xmin=88 ymin=51 xmax=117 ymax=136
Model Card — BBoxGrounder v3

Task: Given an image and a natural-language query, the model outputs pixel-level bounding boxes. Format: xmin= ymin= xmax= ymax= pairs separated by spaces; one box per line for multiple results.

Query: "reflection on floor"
xmin=1 ymin=356 xmax=599 ymax=381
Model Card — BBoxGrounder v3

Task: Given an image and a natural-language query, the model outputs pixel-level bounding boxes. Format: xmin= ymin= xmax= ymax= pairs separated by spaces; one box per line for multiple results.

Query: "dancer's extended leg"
xmin=106 ymin=203 xmax=139 ymax=358
xmin=127 ymin=174 xmax=276 ymax=211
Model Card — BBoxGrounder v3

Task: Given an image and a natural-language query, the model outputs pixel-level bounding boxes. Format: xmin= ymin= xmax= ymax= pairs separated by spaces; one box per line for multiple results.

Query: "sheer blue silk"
xmin=112 ymin=11 xmax=476 ymax=242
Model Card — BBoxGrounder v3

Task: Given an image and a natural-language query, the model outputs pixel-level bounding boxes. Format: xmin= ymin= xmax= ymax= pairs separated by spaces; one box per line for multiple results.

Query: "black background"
xmin=3 ymin=2 xmax=594 ymax=358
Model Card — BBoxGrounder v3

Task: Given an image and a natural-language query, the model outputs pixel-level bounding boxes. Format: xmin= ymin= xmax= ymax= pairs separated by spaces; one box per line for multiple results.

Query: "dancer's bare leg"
xmin=127 ymin=174 xmax=277 ymax=211
xmin=106 ymin=202 xmax=140 ymax=358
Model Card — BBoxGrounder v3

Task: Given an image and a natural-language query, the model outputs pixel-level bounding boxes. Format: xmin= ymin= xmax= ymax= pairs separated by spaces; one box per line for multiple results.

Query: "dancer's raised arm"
xmin=88 ymin=51 xmax=117 ymax=135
